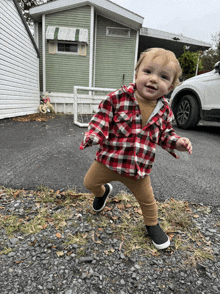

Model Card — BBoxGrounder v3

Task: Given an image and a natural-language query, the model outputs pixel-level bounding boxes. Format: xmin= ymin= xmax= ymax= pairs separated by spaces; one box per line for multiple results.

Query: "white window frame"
xmin=106 ymin=27 xmax=130 ymax=38
xmin=48 ymin=41 xmax=87 ymax=56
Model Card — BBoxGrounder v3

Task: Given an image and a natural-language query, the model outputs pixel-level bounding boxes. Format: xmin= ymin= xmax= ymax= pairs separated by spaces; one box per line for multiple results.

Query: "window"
xmin=58 ymin=42 xmax=78 ymax=53
xmin=106 ymin=27 xmax=130 ymax=38
xmin=48 ymin=41 xmax=86 ymax=56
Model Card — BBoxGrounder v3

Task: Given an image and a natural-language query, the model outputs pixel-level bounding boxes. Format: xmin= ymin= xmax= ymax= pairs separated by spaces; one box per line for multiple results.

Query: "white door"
xmin=204 ymin=71 xmax=220 ymax=109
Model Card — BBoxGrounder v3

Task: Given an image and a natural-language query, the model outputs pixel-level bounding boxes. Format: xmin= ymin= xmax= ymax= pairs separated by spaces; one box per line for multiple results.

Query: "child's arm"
xmin=80 ymin=96 xmax=113 ymax=150
xmin=175 ymin=137 xmax=192 ymax=155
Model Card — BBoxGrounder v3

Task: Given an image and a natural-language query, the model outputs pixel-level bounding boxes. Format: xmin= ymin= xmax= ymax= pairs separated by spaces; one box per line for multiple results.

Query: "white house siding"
xmin=0 ymin=0 xmax=40 ymax=119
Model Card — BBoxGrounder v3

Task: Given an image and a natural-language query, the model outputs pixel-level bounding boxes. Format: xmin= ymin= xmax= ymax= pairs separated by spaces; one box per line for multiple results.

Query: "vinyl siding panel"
xmin=44 ymin=6 xmax=91 ymax=93
xmin=0 ymin=0 xmax=40 ymax=119
xmin=95 ymin=15 xmax=137 ymax=89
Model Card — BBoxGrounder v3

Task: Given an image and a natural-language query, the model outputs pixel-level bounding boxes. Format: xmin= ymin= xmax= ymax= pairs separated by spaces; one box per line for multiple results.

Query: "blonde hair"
xmin=135 ymin=48 xmax=182 ymax=88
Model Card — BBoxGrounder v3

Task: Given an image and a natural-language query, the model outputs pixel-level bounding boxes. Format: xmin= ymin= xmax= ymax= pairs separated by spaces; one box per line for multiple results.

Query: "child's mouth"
xmin=146 ymin=85 xmax=157 ymax=90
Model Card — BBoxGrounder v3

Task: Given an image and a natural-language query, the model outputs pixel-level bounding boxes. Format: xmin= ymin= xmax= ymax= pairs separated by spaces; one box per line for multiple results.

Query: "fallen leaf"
xmin=67 ymin=251 xmax=73 ymax=256
xmin=13 ymin=191 xmax=20 ymax=199
xmin=135 ymin=208 xmax=142 ymax=215
xmin=0 ymin=207 xmax=5 ymax=209
xmin=117 ymin=203 xmax=125 ymax=210
xmin=42 ymin=224 xmax=47 ymax=229
xmin=125 ymin=203 xmax=132 ymax=208
xmin=14 ymin=260 xmax=23 ymax=264
xmin=36 ymin=202 xmax=41 ymax=208
xmin=104 ymin=206 xmax=113 ymax=211
xmin=111 ymin=198 xmax=121 ymax=203
xmin=45 ymin=218 xmax=54 ymax=222
xmin=56 ymin=251 xmax=64 ymax=257
xmin=151 ymin=251 xmax=160 ymax=257
xmin=29 ymin=239 xmax=37 ymax=246
xmin=193 ymin=215 xmax=200 ymax=218
xmin=56 ymin=232 xmax=62 ymax=238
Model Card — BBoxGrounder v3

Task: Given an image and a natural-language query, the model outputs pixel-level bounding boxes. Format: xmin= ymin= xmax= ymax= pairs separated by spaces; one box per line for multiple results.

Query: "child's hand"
xmin=175 ymin=137 xmax=192 ymax=155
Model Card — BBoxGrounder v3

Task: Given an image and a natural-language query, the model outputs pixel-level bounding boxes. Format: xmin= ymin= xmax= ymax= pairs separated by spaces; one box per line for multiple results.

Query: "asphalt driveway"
xmin=0 ymin=114 xmax=220 ymax=206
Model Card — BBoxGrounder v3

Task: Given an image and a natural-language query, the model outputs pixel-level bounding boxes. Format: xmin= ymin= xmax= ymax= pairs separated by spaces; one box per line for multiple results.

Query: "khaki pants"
xmin=84 ymin=161 xmax=158 ymax=226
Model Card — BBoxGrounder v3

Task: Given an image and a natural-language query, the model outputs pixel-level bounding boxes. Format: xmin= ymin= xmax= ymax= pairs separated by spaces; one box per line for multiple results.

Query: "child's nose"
xmin=150 ymin=74 xmax=158 ymax=83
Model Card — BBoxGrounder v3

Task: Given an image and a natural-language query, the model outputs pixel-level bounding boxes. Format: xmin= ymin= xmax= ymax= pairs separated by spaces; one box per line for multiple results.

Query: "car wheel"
xmin=174 ymin=95 xmax=200 ymax=129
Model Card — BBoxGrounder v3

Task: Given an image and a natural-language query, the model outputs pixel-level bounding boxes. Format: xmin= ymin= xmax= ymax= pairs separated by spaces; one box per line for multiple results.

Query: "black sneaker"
xmin=93 ymin=183 xmax=113 ymax=212
xmin=146 ymin=224 xmax=170 ymax=250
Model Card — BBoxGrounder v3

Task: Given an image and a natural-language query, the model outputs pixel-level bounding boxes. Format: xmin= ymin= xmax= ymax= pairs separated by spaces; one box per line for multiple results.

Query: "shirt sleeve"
xmin=79 ymin=95 xmax=114 ymax=150
xmin=158 ymin=109 xmax=180 ymax=158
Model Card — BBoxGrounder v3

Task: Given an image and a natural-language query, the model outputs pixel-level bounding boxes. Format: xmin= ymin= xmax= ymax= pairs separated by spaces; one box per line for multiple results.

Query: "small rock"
xmin=169 ymin=284 xmax=175 ymax=291
xmin=9 ymin=238 xmax=18 ymax=245
xmin=135 ymin=264 xmax=141 ymax=270
xmin=212 ymin=286 xmax=219 ymax=292
xmin=207 ymin=228 xmax=217 ymax=233
xmin=78 ymin=256 xmax=93 ymax=263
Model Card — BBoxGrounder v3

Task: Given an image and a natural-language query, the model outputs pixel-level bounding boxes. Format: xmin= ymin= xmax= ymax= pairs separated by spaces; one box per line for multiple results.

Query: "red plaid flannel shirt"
xmin=80 ymin=83 xmax=180 ymax=179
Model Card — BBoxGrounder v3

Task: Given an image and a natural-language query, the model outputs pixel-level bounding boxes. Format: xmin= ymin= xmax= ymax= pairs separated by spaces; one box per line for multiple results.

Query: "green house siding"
xmin=44 ymin=6 xmax=91 ymax=93
xmin=95 ymin=15 xmax=137 ymax=89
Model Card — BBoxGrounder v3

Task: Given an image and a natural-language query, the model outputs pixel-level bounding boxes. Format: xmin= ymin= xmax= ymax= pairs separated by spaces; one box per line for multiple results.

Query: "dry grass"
xmin=12 ymin=113 xmax=56 ymax=122
xmin=0 ymin=186 xmax=216 ymax=266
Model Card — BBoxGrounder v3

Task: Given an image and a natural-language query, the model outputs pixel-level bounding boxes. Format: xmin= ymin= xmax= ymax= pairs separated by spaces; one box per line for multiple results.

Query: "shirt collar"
xmin=121 ymin=83 xmax=170 ymax=116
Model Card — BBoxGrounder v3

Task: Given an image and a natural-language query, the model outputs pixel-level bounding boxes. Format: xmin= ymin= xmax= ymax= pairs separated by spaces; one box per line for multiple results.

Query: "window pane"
xmin=58 ymin=43 xmax=65 ymax=51
xmin=107 ymin=27 xmax=130 ymax=37
xmin=69 ymin=44 xmax=78 ymax=52
xmin=58 ymin=43 xmax=78 ymax=53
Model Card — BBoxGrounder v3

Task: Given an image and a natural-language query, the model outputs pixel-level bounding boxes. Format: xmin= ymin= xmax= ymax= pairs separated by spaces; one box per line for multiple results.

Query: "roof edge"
xmin=140 ymin=27 xmax=211 ymax=48
xmin=13 ymin=0 xmax=40 ymax=58
xmin=29 ymin=0 xmax=144 ymax=28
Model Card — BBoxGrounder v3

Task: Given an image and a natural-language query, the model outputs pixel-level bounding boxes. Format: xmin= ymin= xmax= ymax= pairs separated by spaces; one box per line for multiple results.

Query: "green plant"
xmin=0 ymin=247 xmax=12 ymax=255
xmin=178 ymin=47 xmax=203 ymax=79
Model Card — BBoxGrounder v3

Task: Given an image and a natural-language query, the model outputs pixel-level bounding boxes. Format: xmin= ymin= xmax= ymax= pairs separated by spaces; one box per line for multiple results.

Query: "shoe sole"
xmin=152 ymin=238 xmax=170 ymax=250
xmin=93 ymin=183 xmax=113 ymax=212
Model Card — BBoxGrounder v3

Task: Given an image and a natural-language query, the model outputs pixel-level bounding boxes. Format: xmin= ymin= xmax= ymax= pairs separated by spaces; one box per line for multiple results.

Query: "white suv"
xmin=170 ymin=61 xmax=220 ymax=129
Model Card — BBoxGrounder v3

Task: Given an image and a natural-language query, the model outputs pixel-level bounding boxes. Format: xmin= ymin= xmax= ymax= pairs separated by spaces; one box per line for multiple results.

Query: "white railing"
xmin=73 ymin=86 xmax=115 ymax=127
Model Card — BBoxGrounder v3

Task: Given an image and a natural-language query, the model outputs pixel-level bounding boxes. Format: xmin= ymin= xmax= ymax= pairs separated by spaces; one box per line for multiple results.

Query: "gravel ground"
xmin=0 ymin=187 xmax=219 ymax=294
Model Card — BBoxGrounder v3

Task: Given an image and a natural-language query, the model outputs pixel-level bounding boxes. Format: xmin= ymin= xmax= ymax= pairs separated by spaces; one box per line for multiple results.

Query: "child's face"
xmin=135 ymin=56 xmax=175 ymax=101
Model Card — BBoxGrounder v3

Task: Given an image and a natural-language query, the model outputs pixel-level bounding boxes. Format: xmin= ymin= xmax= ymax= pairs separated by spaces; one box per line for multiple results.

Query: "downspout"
xmin=89 ymin=6 xmax=94 ymax=88
xmin=93 ymin=13 xmax=98 ymax=87
xmin=34 ymin=23 xmax=40 ymax=100
xmin=133 ymin=30 xmax=139 ymax=82
xmin=42 ymin=14 xmax=46 ymax=93
xmin=34 ymin=23 xmax=39 ymax=47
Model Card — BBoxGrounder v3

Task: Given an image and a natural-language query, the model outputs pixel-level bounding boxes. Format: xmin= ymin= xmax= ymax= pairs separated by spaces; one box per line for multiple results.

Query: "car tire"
xmin=174 ymin=95 xmax=200 ymax=129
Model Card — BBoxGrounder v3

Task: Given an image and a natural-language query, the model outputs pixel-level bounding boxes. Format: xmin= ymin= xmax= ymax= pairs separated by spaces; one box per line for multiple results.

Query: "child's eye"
xmin=161 ymin=75 xmax=170 ymax=80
